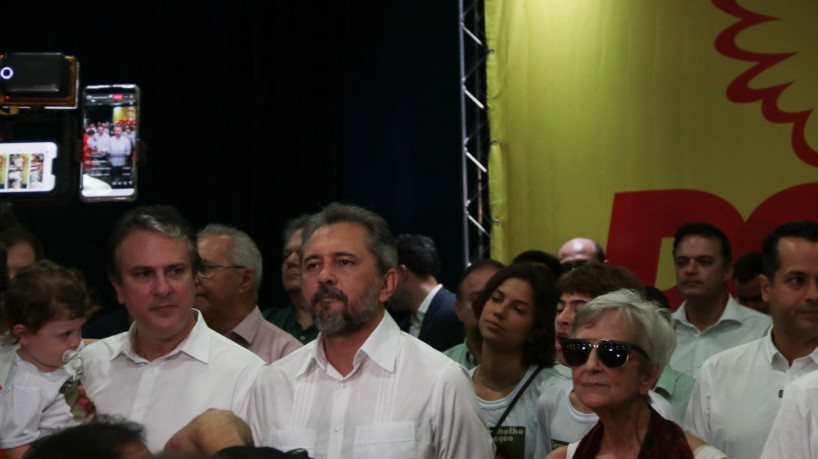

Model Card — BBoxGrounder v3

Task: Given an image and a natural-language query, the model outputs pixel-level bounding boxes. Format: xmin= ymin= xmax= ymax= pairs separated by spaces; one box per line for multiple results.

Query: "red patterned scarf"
xmin=573 ymin=405 xmax=693 ymax=459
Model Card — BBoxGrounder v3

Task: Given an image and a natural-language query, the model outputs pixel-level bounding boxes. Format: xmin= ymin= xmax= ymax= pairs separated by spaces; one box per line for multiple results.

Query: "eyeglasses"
xmin=197 ymin=263 xmax=245 ymax=279
xmin=561 ymin=338 xmax=649 ymax=368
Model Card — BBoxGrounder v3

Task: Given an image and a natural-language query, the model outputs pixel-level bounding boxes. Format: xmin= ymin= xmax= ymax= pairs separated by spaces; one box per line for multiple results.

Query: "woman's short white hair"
xmin=572 ymin=289 xmax=676 ymax=372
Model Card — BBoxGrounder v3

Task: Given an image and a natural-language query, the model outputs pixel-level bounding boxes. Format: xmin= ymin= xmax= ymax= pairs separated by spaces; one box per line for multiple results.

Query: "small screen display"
xmin=0 ymin=142 xmax=57 ymax=193
xmin=80 ymin=85 xmax=138 ymax=201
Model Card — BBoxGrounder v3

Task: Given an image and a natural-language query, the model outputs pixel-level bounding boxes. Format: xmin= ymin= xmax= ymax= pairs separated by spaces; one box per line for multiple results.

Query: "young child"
xmin=0 ymin=260 xmax=98 ymax=459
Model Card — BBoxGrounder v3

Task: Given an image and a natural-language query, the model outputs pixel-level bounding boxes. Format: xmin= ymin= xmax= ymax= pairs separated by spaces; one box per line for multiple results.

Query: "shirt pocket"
xmin=353 ymin=421 xmax=416 ymax=459
xmin=268 ymin=429 xmax=316 ymax=457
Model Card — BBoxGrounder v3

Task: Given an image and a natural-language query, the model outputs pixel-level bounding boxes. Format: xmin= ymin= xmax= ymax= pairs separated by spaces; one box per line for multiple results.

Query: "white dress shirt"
xmin=761 ymin=369 xmax=818 ymax=459
xmin=107 ymin=135 xmax=132 ymax=167
xmin=670 ymin=296 xmax=771 ymax=377
xmin=81 ymin=311 xmax=264 ymax=452
xmin=228 ymin=306 xmax=302 ymax=364
xmin=686 ymin=329 xmax=818 ymax=459
xmin=244 ymin=312 xmax=494 ymax=459
xmin=409 ymin=284 xmax=443 ymax=338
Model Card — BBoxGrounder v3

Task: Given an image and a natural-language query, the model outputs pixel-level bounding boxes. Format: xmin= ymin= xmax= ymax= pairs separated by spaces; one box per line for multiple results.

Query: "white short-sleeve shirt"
xmin=671 ymin=296 xmax=771 ymax=377
xmin=81 ymin=311 xmax=264 ymax=452
xmin=685 ymin=329 xmax=818 ymax=459
xmin=244 ymin=313 xmax=494 ymax=459
xmin=761 ymin=369 xmax=818 ymax=459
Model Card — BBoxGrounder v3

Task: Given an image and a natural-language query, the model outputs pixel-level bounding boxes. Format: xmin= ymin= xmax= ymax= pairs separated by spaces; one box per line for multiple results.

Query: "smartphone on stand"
xmin=80 ymin=84 xmax=139 ymax=201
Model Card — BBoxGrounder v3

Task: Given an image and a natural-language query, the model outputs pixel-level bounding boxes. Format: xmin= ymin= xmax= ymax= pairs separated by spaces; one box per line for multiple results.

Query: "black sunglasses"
xmin=561 ymin=338 xmax=649 ymax=368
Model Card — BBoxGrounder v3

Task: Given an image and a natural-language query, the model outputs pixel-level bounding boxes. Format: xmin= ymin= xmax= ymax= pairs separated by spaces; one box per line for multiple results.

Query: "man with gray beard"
xmin=242 ymin=203 xmax=493 ymax=459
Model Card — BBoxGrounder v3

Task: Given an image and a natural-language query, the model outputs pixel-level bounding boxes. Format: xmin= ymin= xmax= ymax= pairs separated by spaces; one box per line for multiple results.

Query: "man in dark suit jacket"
xmin=390 ymin=234 xmax=463 ymax=351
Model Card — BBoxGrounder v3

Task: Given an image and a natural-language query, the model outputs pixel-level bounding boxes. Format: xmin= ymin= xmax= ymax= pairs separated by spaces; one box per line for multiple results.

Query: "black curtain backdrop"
xmin=0 ymin=1 xmax=465 ymax=316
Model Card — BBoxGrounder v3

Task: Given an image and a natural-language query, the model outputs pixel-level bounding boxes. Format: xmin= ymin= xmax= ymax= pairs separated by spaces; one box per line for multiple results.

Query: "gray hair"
xmin=198 ymin=224 xmax=263 ymax=297
xmin=573 ymin=289 xmax=676 ymax=372
xmin=108 ymin=205 xmax=198 ymax=281
xmin=301 ymin=203 xmax=397 ymax=275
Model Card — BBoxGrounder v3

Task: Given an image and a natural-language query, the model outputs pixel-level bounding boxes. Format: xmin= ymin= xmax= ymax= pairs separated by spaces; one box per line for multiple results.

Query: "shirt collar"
xmin=417 ymin=284 xmax=443 ymax=316
xmin=673 ymin=295 xmax=744 ymax=328
xmin=230 ymin=306 xmax=264 ymax=346
xmin=764 ymin=326 xmax=818 ymax=368
xmin=295 ymin=312 xmax=401 ymax=378
xmin=119 ymin=310 xmax=211 ymax=364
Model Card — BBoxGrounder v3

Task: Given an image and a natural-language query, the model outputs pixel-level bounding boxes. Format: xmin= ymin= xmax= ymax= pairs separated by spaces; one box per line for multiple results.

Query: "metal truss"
xmin=459 ymin=0 xmax=492 ymax=266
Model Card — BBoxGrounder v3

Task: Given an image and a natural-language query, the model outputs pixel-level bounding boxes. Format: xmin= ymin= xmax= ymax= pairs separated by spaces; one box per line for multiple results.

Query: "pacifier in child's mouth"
xmin=63 ymin=349 xmax=79 ymax=364
xmin=62 ymin=341 xmax=85 ymax=372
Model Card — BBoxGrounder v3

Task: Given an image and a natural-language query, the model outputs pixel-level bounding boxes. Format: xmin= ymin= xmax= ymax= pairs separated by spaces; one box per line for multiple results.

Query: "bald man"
xmin=556 ymin=238 xmax=605 ymax=271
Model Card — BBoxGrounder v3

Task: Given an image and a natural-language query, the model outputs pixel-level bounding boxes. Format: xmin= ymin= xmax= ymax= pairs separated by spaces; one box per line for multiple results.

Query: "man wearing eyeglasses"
xmin=195 ymin=224 xmax=301 ymax=364
xmin=687 ymin=221 xmax=818 ymax=459
xmin=79 ymin=206 xmax=264 ymax=453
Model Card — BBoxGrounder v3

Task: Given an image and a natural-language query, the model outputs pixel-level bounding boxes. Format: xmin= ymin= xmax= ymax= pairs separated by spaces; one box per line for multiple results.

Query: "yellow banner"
xmin=486 ymin=0 xmax=818 ymax=301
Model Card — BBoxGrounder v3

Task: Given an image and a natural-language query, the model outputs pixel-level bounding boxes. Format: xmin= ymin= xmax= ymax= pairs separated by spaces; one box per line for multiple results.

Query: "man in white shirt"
xmin=732 ymin=220 xmax=818 ymax=459
xmin=244 ymin=203 xmax=493 ymax=459
xmin=761 ymin=370 xmax=818 ymax=459
xmin=195 ymin=224 xmax=301 ymax=364
xmin=686 ymin=221 xmax=818 ymax=458
xmin=89 ymin=125 xmax=110 ymax=159
xmin=390 ymin=234 xmax=461 ymax=351
xmin=669 ymin=222 xmax=770 ymax=377
xmin=81 ymin=206 xmax=264 ymax=452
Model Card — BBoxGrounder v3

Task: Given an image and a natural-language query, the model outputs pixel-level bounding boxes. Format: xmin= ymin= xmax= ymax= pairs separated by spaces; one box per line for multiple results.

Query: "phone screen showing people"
xmin=80 ymin=85 xmax=139 ymax=201
xmin=0 ymin=142 xmax=57 ymax=193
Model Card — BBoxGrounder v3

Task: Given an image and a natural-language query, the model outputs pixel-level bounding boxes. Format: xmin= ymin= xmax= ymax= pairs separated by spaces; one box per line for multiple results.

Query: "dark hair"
xmin=558 ymin=262 xmax=645 ymax=298
xmin=26 ymin=415 xmax=145 ymax=459
xmin=512 ymin=250 xmax=562 ymax=277
xmin=302 ymin=203 xmax=397 ymax=275
xmin=396 ymin=234 xmax=441 ymax=278
xmin=734 ymin=251 xmax=763 ymax=284
xmin=472 ymin=262 xmax=558 ymax=367
xmin=0 ymin=226 xmax=45 ymax=260
xmin=762 ymin=221 xmax=818 ymax=281
xmin=594 ymin=243 xmax=606 ymax=262
xmin=1 ymin=260 xmax=97 ymax=337
xmin=644 ymin=286 xmax=671 ymax=310
xmin=282 ymin=213 xmax=312 ymax=245
xmin=673 ymin=222 xmax=732 ymax=263
xmin=107 ymin=205 xmax=198 ymax=281
xmin=455 ymin=259 xmax=505 ymax=302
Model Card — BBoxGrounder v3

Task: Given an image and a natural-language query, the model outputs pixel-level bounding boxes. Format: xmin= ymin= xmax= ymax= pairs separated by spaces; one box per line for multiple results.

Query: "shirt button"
xmin=334 ymin=426 xmax=341 ymax=432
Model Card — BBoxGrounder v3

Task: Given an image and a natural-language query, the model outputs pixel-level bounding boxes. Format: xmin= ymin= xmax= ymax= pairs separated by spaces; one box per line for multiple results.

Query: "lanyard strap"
xmin=490 ymin=365 xmax=544 ymax=436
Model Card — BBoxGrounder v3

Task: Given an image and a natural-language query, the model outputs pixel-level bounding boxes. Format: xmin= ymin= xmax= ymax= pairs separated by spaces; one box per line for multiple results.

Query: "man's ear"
xmin=760 ymin=274 xmax=772 ymax=303
xmin=111 ymin=276 xmax=125 ymax=304
xmin=379 ymin=268 xmax=399 ymax=303
xmin=723 ymin=262 xmax=734 ymax=283
xmin=238 ymin=268 xmax=256 ymax=294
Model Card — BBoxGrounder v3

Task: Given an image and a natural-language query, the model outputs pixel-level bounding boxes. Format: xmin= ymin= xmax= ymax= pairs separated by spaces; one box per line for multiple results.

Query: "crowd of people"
xmin=0 ymin=203 xmax=817 ymax=459
xmin=82 ymin=121 xmax=135 ymax=186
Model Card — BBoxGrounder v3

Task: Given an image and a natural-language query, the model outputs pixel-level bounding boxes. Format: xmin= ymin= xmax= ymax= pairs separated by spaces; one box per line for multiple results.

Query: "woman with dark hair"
xmin=470 ymin=262 xmax=563 ymax=459
xmin=546 ymin=290 xmax=725 ymax=459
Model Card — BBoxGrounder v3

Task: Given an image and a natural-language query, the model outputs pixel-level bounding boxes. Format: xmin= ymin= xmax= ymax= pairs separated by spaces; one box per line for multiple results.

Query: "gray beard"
xmin=313 ymin=280 xmax=381 ymax=336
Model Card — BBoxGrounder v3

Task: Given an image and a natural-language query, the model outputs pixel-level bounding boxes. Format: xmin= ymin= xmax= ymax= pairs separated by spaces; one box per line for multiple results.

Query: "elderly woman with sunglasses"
xmin=469 ymin=262 xmax=565 ymax=459
xmin=546 ymin=290 xmax=726 ymax=459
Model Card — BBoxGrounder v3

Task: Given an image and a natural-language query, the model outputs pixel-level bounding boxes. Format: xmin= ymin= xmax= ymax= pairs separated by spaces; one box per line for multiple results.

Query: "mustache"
xmin=311 ymin=284 xmax=349 ymax=307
